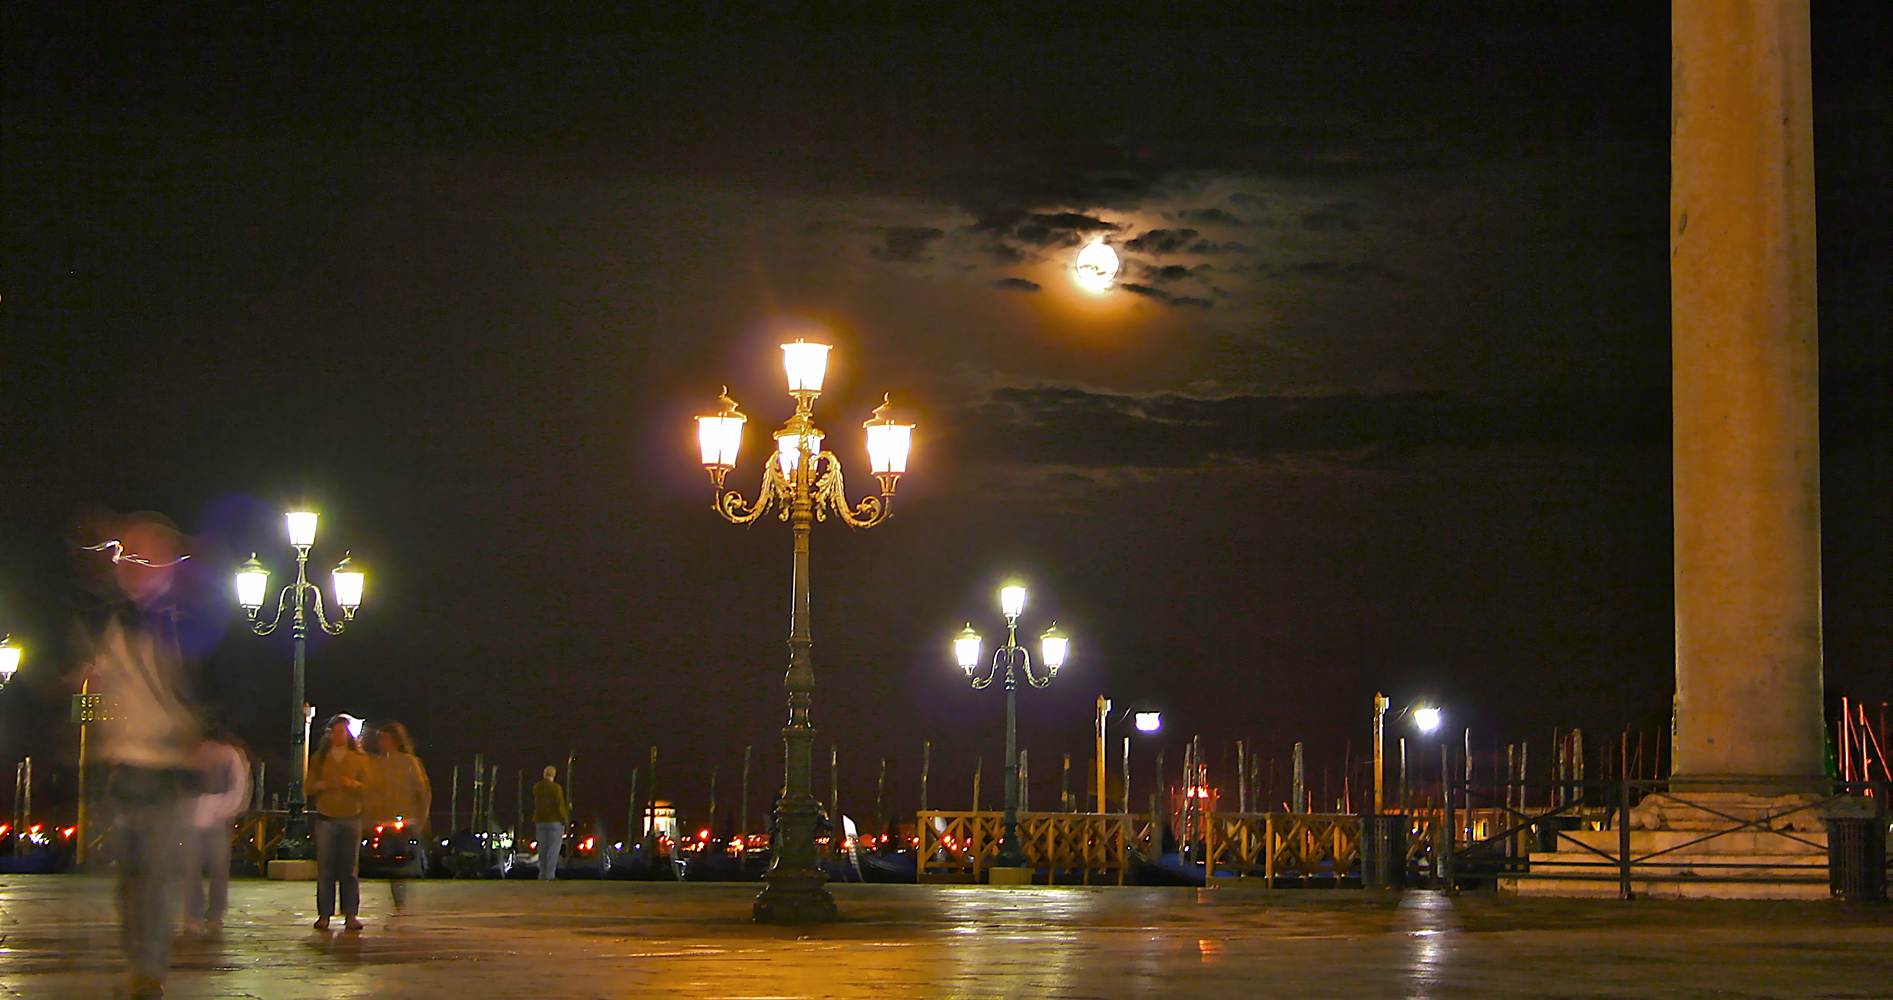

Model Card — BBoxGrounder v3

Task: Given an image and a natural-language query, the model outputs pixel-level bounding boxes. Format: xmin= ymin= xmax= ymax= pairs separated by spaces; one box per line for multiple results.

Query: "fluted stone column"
xmin=1671 ymin=0 xmax=1824 ymax=789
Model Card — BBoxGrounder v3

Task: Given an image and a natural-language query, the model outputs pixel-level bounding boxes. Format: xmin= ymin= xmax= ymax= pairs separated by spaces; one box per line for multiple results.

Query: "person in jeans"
xmin=532 ymin=766 xmax=569 ymax=880
xmin=80 ymin=512 xmax=202 ymax=1000
xmin=306 ymin=716 xmax=371 ymax=931
xmin=182 ymin=728 xmax=251 ymax=934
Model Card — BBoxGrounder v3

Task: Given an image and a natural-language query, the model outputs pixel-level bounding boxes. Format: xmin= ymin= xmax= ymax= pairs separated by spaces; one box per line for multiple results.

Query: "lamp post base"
xmin=753 ymin=870 xmax=837 ymax=925
xmin=277 ymin=806 xmax=314 ymax=861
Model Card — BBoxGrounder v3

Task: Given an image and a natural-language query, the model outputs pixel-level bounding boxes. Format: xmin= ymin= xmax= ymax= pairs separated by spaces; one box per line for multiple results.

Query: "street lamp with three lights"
xmin=695 ymin=338 xmax=914 ymax=925
xmin=953 ymin=584 xmax=1070 ymax=873
xmin=234 ymin=511 xmax=365 ymax=859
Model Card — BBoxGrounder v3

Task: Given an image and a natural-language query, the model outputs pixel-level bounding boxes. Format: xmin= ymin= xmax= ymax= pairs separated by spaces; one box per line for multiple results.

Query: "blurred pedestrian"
xmin=182 ymin=727 xmax=251 ymax=935
xmin=366 ymin=721 xmax=431 ymax=912
xmin=81 ymin=512 xmax=201 ymax=999
xmin=532 ymin=765 xmax=568 ymax=881
xmin=306 ymin=715 xmax=370 ymax=931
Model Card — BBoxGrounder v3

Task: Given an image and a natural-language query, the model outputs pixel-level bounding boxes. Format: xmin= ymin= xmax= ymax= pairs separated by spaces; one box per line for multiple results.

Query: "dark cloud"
xmin=1179 ymin=207 xmax=1244 ymax=226
xmin=1301 ymin=206 xmax=1362 ymax=231
xmin=992 ymin=277 xmax=1041 ymax=292
xmin=1121 ymin=228 xmax=1200 ymax=255
xmin=1119 ymin=283 xmax=1213 ymax=309
xmin=962 ymin=385 xmax=1665 ymax=471
xmin=874 ymin=226 xmax=946 ymax=261
xmin=981 ymin=242 xmax=1028 ymax=264
xmin=1137 ymin=263 xmax=1214 ymax=284
xmin=1288 ymin=260 xmax=1402 ymax=282
xmin=1187 ymin=239 xmax=1254 ymax=255
xmin=1229 ymin=192 xmax=1269 ymax=209
xmin=1012 ymin=212 xmax=1120 ymax=248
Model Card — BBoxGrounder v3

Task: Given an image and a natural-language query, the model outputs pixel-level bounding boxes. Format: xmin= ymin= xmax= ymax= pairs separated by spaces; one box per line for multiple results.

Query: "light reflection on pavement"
xmin=3 ymin=875 xmax=1890 ymax=998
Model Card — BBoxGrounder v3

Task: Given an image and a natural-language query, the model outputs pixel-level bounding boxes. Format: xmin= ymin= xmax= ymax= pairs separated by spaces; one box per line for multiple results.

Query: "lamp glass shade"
xmin=1134 ymin=711 xmax=1162 ymax=733
xmin=0 ymin=643 xmax=21 ymax=682
xmin=775 ymin=430 xmax=823 ymax=476
xmin=697 ymin=413 xmax=745 ymax=468
xmin=1039 ymin=624 xmax=1069 ymax=670
xmin=864 ymin=420 xmax=912 ymax=475
xmin=332 ymin=558 xmax=365 ymax=611
xmin=999 ymin=585 xmax=1027 ymax=619
xmin=286 ymin=511 xmax=319 ymax=548
xmin=953 ymin=625 xmax=982 ymax=671
xmin=235 ymin=557 xmax=270 ymax=610
xmin=1413 ymin=707 xmax=1442 ymax=733
xmin=781 ymin=341 xmax=831 ymax=393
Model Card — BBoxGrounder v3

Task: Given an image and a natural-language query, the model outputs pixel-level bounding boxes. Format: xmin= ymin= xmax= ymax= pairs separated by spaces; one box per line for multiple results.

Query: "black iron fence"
xmin=1435 ymin=776 xmax=1889 ymax=900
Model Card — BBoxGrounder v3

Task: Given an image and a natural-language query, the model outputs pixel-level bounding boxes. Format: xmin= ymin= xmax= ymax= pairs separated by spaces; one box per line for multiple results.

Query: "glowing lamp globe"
xmin=862 ymin=396 xmax=913 ymax=475
xmin=781 ymin=340 xmax=831 ymax=394
xmin=774 ymin=429 xmax=824 ymax=476
xmin=1413 ymin=707 xmax=1442 ymax=734
xmin=286 ymin=511 xmax=319 ymax=549
xmin=1072 ymin=240 xmax=1119 ymax=293
xmin=1038 ymin=623 xmax=1069 ymax=672
xmin=1134 ymin=711 xmax=1162 ymax=733
xmin=697 ymin=390 xmax=747 ymax=471
xmin=953 ymin=625 xmax=982 ymax=673
xmin=235 ymin=556 xmax=270 ymax=612
xmin=999 ymin=585 xmax=1027 ymax=620
xmin=331 ymin=556 xmax=365 ymax=612
xmin=0 ymin=640 xmax=21 ymax=685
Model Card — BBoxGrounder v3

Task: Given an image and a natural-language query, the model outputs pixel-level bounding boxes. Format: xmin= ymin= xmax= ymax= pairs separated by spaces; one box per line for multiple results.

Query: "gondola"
xmin=858 ymin=849 xmax=917 ymax=883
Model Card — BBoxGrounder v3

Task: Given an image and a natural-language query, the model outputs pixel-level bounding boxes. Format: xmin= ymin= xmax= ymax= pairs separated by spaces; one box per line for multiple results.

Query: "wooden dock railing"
xmin=917 ymin=811 xmax=1155 ymax=884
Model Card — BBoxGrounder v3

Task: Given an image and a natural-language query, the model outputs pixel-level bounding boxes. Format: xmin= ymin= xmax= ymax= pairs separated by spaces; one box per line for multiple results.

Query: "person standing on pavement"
xmin=532 ymin=766 xmax=568 ymax=881
xmin=306 ymin=716 xmax=371 ymax=931
xmin=182 ymin=728 xmax=251 ymax=935
xmin=365 ymin=721 xmax=431 ymax=912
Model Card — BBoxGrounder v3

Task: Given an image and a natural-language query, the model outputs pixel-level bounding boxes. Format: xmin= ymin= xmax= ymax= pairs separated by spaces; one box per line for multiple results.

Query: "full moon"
xmin=1071 ymin=240 xmax=1119 ymax=293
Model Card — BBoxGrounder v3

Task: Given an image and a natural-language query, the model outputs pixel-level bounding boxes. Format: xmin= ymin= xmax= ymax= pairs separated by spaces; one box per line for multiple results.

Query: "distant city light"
xmin=1135 ymin=711 xmax=1162 ymax=733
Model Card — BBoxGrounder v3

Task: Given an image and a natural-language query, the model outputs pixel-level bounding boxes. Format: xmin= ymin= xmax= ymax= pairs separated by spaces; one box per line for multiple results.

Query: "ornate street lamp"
xmin=236 ymin=510 xmax=365 ymax=859
xmin=0 ymin=636 xmax=22 ymax=689
xmin=955 ymin=585 xmax=1069 ymax=871
xmin=696 ymin=339 xmax=913 ymax=925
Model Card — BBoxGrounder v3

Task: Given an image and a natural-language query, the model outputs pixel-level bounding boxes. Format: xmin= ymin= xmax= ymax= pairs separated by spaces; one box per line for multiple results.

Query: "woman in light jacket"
xmin=306 ymin=715 xmax=371 ymax=931
xmin=367 ymin=721 xmax=431 ymax=912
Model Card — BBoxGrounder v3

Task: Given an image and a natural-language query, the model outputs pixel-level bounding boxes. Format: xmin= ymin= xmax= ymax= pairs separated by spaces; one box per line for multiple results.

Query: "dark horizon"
xmin=2 ymin=3 xmax=1888 ymax=833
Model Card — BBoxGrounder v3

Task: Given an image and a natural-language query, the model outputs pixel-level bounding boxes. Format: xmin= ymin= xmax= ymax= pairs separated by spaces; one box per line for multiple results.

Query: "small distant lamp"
xmin=235 ymin=556 xmax=270 ymax=614
xmin=954 ymin=625 xmax=983 ymax=673
xmin=999 ymin=585 xmax=1027 ymax=621
xmin=331 ymin=556 xmax=365 ymax=615
xmin=1413 ymin=707 xmax=1443 ymax=734
xmin=286 ymin=511 xmax=319 ymax=549
xmin=1038 ymin=623 xmax=1069 ymax=674
xmin=1134 ymin=711 xmax=1162 ymax=734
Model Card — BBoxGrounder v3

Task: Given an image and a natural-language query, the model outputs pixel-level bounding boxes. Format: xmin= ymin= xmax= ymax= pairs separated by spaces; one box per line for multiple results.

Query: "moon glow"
xmin=1072 ymin=240 xmax=1119 ymax=293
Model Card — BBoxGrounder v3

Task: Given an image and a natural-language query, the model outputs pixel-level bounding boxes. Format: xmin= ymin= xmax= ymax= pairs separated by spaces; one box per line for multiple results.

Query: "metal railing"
xmin=1440 ymin=777 xmax=1890 ymax=899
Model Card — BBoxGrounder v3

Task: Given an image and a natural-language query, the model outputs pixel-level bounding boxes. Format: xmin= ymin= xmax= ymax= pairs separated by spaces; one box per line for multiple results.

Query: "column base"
xmin=987 ymin=866 xmax=1034 ymax=886
xmin=753 ymin=872 xmax=837 ymax=925
xmin=268 ymin=859 xmax=317 ymax=881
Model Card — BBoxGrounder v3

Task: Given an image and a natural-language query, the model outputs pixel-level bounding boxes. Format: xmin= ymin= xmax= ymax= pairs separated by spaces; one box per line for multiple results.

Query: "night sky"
xmin=4 ymin=4 xmax=1889 ymax=831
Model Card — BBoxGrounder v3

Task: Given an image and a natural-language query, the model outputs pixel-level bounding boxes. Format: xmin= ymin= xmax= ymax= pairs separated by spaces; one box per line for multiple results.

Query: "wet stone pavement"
xmin=3 ymin=876 xmax=1892 ymax=999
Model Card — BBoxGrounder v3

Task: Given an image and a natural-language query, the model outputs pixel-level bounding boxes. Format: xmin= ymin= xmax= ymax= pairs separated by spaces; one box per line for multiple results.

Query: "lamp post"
xmin=235 ymin=511 xmax=365 ymax=859
xmin=954 ymin=585 xmax=1070 ymax=872
xmin=696 ymin=338 xmax=914 ymax=925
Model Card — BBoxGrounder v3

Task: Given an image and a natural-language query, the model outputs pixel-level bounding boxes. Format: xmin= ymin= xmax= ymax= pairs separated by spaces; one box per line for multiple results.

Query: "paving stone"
xmin=2 ymin=875 xmax=1890 ymax=998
